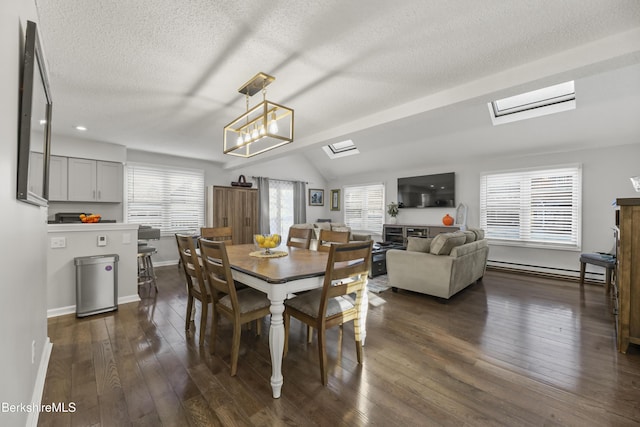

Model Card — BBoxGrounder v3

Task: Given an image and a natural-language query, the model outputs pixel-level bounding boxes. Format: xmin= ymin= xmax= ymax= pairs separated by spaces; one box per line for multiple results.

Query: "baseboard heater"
xmin=486 ymin=259 xmax=606 ymax=284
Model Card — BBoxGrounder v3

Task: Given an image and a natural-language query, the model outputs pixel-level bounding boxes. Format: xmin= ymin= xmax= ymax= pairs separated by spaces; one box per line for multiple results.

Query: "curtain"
xmin=293 ymin=180 xmax=306 ymax=224
xmin=256 ymin=176 xmax=270 ymax=234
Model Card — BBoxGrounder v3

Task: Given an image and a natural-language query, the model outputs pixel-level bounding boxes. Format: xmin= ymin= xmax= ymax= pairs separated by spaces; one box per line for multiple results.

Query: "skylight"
xmin=322 ymin=139 xmax=360 ymax=159
xmin=488 ymin=81 xmax=576 ymax=125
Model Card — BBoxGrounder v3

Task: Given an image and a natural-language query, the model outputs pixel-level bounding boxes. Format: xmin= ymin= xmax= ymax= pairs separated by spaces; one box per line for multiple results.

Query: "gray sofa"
xmin=386 ymin=229 xmax=489 ymax=299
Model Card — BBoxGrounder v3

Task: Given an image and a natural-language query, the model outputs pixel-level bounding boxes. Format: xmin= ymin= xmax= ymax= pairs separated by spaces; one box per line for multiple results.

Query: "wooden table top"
xmin=225 ymin=244 xmax=329 ymax=283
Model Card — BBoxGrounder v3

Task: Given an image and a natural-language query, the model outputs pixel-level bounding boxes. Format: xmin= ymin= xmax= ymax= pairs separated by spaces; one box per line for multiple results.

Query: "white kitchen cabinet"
xmin=48 ymin=155 xmax=68 ymax=201
xmin=68 ymin=158 xmax=123 ymax=202
xmin=28 ymin=151 xmax=44 ymax=196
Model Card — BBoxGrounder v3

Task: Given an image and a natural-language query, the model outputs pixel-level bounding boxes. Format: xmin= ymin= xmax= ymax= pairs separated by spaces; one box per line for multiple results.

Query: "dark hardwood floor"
xmin=39 ymin=266 xmax=640 ymax=426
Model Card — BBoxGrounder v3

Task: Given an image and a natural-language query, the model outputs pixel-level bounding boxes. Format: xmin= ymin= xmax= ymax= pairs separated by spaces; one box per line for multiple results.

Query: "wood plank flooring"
xmin=39 ymin=266 xmax=640 ymax=426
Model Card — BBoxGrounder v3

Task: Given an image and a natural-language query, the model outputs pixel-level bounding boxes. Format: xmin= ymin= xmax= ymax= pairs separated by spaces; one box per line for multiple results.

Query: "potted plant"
xmin=387 ymin=202 xmax=399 ymax=224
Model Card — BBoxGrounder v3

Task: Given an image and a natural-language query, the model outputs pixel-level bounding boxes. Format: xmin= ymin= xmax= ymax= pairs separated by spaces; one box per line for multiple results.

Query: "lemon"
xmin=255 ymin=235 xmax=265 ymax=245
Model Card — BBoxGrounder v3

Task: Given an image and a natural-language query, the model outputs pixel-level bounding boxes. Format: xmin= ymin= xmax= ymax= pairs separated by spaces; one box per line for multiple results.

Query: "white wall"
xmin=0 ymin=1 xmax=51 ymax=425
xmin=328 ymin=143 xmax=640 ymax=278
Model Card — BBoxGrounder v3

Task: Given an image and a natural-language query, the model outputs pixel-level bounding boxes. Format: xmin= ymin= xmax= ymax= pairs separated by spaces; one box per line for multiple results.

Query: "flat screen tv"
xmin=397 ymin=172 xmax=455 ymax=208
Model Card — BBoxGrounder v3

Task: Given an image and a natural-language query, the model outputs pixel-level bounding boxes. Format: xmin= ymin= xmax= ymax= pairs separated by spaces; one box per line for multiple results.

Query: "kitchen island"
xmin=47 ymin=223 xmax=140 ymax=317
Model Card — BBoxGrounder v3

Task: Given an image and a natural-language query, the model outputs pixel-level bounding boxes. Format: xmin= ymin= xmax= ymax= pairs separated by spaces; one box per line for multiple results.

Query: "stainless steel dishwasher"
xmin=74 ymin=254 xmax=119 ymax=317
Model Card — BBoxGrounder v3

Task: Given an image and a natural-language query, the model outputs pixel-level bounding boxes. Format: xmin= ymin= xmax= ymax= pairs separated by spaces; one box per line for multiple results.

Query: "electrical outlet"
xmin=97 ymin=235 xmax=107 ymax=247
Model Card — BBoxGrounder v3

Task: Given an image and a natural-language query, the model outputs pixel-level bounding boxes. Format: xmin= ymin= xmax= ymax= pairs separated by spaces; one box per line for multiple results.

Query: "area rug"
xmin=367 ymin=275 xmax=391 ymax=294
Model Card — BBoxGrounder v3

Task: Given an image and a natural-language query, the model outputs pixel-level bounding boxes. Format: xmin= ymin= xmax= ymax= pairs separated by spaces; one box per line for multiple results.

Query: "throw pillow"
xmin=461 ymin=230 xmax=476 ymax=244
xmin=430 ymin=232 xmax=467 ymax=255
xmin=467 ymin=227 xmax=485 ymax=240
xmin=406 ymin=237 xmax=432 ymax=253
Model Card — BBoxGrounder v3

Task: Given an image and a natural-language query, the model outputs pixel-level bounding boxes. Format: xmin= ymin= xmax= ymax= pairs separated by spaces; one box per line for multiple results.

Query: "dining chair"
xmin=284 ymin=240 xmax=373 ymax=385
xmin=200 ymin=227 xmax=233 ymax=244
xmin=175 ymin=233 xmax=212 ymax=347
xmin=317 ymin=229 xmax=350 ymax=252
xmin=198 ymin=237 xmax=271 ymax=376
xmin=286 ymin=227 xmax=313 ymax=249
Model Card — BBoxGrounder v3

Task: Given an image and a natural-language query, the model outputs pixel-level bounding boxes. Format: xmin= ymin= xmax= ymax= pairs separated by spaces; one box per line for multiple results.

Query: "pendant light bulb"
xmin=268 ymin=112 xmax=278 ymax=133
xmin=251 ymin=125 xmax=259 ymax=140
xmin=259 ymin=121 xmax=266 ymax=136
xmin=236 ymin=134 xmax=243 ymax=146
xmin=244 ymin=130 xmax=251 ymax=143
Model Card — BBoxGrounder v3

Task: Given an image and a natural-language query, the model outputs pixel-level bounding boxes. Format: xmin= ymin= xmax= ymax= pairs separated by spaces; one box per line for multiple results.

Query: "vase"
xmin=442 ymin=213 xmax=454 ymax=226
xmin=389 ymin=216 xmax=397 ymax=224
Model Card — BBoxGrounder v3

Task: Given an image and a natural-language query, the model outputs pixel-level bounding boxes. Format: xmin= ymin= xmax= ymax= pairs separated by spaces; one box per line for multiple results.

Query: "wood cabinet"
xmin=67 ymin=158 xmax=123 ymax=202
xmin=383 ymin=224 xmax=460 ymax=246
xmin=212 ymin=186 xmax=258 ymax=244
xmin=615 ymin=198 xmax=640 ymax=353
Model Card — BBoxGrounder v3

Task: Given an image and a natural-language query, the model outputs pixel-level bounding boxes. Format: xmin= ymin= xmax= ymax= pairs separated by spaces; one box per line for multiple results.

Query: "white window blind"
xmin=127 ymin=162 xmax=204 ymax=236
xmin=343 ymin=183 xmax=384 ymax=234
xmin=480 ymin=166 xmax=581 ymax=249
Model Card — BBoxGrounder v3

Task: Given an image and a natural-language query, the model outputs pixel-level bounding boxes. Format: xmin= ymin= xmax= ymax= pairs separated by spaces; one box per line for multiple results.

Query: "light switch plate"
xmin=97 ymin=235 xmax=107 ymax=247
xmin=50 ymin=236 xmax=66 ymax=248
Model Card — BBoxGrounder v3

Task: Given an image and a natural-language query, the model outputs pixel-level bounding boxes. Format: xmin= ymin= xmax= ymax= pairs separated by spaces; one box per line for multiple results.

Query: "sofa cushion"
xmin=461 ymin=230 xmax=476 ymax=244
xmin=467 ymin=227 xmax=485 ymax=240
xmin=430 ymin=232 xmax=467 ymax=255
xmin=331 ymin=225 xmax=351 ymax=233
xmin=407 ymin=237 xmax=432 ymax=253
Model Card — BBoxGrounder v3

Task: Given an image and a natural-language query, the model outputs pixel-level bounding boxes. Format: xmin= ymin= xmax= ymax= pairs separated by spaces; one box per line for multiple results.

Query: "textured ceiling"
xmin=35 ymin=0 xmax=640 ymax=176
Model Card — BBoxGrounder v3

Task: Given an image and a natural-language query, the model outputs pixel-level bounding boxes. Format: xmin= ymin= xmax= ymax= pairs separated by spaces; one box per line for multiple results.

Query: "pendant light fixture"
xmin=223 ymin=72 xmax=294 ymax=158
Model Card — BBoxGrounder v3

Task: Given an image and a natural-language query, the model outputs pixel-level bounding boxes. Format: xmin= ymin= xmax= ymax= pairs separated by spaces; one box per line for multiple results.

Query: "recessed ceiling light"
xmin=75 ymin=125 xmax=87 ymax=131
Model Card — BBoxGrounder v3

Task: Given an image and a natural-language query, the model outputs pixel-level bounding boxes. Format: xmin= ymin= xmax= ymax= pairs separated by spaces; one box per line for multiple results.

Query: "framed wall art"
xmin=309 ymin=188 xmax=324 ymax=206
xmin=330 ymin=189 xmax=340 ymax=211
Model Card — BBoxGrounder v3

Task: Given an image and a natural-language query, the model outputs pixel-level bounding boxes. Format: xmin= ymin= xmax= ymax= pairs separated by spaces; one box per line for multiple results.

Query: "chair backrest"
xmin=175 ymin=233 xmax=208 ymax=296
xmin=200 ymin=227 xmax=233 ymax=244
xmin=319 ymin=240 xmax=373 ymax=314
xmin=317 ymin=229 xmax=350 ymax=252
xmin=287 ymin=227 xmax=313 ymax=249
xmin=198 ymin=238 xmax=239 ymax=307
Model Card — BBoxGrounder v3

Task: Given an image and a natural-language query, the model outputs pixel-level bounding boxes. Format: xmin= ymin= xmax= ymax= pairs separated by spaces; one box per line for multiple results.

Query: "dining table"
xmin=224 ymin=243 xmax=369 ymax=398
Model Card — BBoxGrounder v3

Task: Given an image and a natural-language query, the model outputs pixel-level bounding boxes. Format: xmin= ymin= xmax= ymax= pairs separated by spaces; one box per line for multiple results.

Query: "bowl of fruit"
xmin=79 ymin=213 xmax=101 ymax=223
xmin=254 ymin=234 xmax=281 ymax=254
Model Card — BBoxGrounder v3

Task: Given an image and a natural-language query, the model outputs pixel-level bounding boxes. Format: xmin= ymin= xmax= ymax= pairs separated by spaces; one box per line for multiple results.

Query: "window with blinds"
xmin=343 ymin=183 xmax=384 ymax=234
xmin=127 ymin=162 xmax=204 ymax=236
xmin=480 ymin=165 xmax=581 ymax=249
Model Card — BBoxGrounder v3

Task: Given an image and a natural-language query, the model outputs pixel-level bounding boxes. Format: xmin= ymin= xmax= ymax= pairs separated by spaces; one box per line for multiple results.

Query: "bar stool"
xmin=138 ymin=243 xmax=158 ymax=292
xmin=579 ymin=253 xmax=616 ymax=293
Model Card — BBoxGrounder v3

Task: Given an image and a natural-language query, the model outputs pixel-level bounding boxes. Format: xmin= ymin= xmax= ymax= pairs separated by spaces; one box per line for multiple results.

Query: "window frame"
xmin=126 ymin=162 xmax=205 ymax=237
xmin=343 ymin=183 xmax=385 ymax=235
xmin=480 ymin=165 xmax=582 ymax=250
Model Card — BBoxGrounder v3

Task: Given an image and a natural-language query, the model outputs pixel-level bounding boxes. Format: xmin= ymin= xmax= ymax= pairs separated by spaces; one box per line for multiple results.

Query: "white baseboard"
xmin=154 ymin=260 xmax=179 ymax=267
xmin=47 ymin=293 xmax=141 ymax=318
xmin=26 ymin=337 xmax=52 ymax=427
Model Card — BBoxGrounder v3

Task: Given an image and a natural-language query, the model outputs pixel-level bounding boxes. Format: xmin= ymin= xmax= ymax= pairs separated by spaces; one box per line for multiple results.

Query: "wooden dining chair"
xmin=198 ymin=237 xmax=271 ymax=376
xmin=317 ymin=229 xmax=350 ymax=252
xmin=286 ymin=227 xmax=313 ymax=249
xmin=284 ymin=240 xmax=373 ymax=385
xmin=200 ymin=227 xmax=233 ymax=244
xmin=175 ymin=233 xmax=212 ymax=347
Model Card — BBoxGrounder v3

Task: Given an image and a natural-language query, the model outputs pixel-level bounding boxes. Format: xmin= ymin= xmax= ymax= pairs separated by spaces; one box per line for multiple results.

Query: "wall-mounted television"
xmin=397 ymin=172 xmax=455 ymax=208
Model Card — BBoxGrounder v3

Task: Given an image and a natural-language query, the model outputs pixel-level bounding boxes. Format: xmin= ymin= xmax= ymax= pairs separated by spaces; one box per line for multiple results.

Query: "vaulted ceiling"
xmin=36 ymin=0 xmax=640 ymax=179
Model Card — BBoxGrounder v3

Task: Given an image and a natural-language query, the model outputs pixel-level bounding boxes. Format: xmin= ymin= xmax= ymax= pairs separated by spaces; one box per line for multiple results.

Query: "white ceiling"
xmin=35 ymin=0 xmax=640 ymax=179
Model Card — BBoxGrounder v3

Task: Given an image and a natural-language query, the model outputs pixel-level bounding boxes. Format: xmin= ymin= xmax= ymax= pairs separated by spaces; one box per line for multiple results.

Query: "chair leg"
xmin=307 ymin=325 xmax=313 ymax=343
xmin=256 ymin=319 xmax=262 ymax=336
xmin=579 ymin=261 xmax=586 ymax=286
xmin=605 ymin=268 xmax=612 ymax=294
xmin=354 ymin=316 xmax=364 ymax=364
xmin=199 ymin=303 xmax=208 ymax=347
xmin=185 ymin=296 xmax=194 ymax=331
xmin=230 ymin=323 xmax=242 ymax=376
xmin=318 ymin=327 xmax=328 ymax=385
xmin=209 ymin=307 xmax=218 ymax=354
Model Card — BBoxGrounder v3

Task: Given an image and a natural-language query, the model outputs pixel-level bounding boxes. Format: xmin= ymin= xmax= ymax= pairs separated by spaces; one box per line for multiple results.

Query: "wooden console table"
xmin=615 ymin=198 xmax=640 ymax=353
xmin=383 ymin=223 xmax=460 ymax=246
